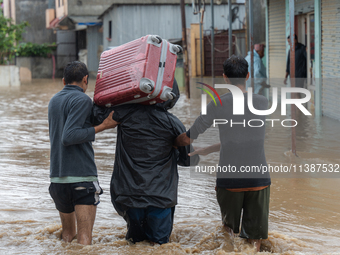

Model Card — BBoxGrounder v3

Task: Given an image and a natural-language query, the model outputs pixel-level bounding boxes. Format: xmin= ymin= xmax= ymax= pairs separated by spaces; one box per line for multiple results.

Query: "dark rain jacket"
xmin=286 ymin=42 xmax=307 ymax=78
xmin=92 ymin=80 xmax=199 ymax=216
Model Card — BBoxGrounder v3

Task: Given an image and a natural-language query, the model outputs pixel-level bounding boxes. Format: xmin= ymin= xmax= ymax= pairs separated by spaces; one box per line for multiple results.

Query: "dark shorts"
xmin=49 ymin=181 xmax=103 ymax=214
xmin=216 ymin=186 xmax=270 ymax=239
xmin=124 ymin=206 xmax=175 ymax=244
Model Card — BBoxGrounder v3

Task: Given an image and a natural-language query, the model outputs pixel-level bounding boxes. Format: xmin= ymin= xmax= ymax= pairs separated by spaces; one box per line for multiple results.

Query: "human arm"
xmin=177 ymin=143 xmax=200 ymax=166
xmin=174 ymin=131 xmax=193 ymax=147
xmin=254 ymin=61 xmax=270 ymax=93
xmin=61 ymin=98 xmax=98 ymax=146
xmin=175 ymin=99 xmax=218 ymax=147
xmin=188 ymin=143 xmax=221 ymax=156
xmin=284 ymin=52 xmax=290 ymax=84
xmin=94 ymin=111 xmax=119 ymax=134
xmin=283 ymin=72 xmax=289 ymax=85
xmin=91 ymin=103 xmax=137 ymax=126
xmin=168 ymin=115 xmax=200 ymax=166
xmin=91 ymin=103 xmax=112 ymax=126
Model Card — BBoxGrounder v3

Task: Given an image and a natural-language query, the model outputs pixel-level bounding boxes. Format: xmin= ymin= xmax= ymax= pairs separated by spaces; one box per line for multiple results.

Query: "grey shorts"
xmin=49 ymin=181 xmax=103 ymax=213
xmin=216 ymin=186 xmax=270 ymax=239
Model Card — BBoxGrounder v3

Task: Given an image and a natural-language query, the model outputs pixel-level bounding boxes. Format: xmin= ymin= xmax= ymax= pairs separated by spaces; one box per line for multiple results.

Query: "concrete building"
xmin=3 ymin=0 xmax=55 ymax=44
xmin=266 ymin=0 xmax=340 ymax=120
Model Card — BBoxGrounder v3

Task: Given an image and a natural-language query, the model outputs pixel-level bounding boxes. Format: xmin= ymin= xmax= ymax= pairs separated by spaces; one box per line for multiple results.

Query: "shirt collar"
xmin=64 ymin=85 xmax=84 ymax=92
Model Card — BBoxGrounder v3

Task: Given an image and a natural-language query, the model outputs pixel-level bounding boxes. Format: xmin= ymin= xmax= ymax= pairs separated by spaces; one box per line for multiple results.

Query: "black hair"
xmin=287 ymin=34 xmax=298 ymax=40
xmin=63 ymin=61 xmax=89 ymax=85
xmin=223 ymin=55 xmax=249 ymax=85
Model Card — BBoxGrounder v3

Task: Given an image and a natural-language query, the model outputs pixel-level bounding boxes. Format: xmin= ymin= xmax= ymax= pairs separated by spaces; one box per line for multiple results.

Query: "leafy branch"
xmin=0 ymin=15 xmax=29 ymax=65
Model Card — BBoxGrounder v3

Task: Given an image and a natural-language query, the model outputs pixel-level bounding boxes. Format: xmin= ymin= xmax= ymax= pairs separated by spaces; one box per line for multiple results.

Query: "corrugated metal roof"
xmin=69 ymin=16 xmax=102 ymax=24
xmin=98 ymin=0 xmax=242 ymax=19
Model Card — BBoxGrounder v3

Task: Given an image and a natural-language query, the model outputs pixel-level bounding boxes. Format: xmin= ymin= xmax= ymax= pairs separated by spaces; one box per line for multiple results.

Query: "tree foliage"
xmin=0 ymin=16 xmax=29 ymax=64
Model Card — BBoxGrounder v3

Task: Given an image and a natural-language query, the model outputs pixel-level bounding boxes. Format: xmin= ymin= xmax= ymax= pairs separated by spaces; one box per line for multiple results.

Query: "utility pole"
xmin=228 ymin=0 xmax=232 ymax=57
xmin=211 ymin=0 xmax=214 ymax=82
xmin=198 ymin=0 xmax=203 ymax=80
xmin=289 ymin=0 xmax=297 ymax=156
xmin=180 ymin=0 xmax=190 ymax=98
xmin=249 ymin=0 xmax=254 ymax=90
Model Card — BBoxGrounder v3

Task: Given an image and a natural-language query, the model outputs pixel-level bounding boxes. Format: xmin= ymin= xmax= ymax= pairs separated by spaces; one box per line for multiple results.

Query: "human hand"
xmin=95 ymin=111 xmax=119 ymax=133
xmin=102 ymin=111 xmax=119 ymax=129
xmin=188 ymin=147 xmax=209 ymax=156
xmin=283 ymin=78 xmax=287 ymax=85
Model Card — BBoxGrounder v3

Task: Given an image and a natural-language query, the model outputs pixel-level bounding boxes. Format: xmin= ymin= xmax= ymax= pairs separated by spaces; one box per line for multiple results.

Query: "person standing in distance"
xmin=48 ymin=61 xmax=118 ymax=245
xmin=245 ymin=43 xmax=270 ymax=95
xmin=284 ymin=34 xmax=307 ymax=98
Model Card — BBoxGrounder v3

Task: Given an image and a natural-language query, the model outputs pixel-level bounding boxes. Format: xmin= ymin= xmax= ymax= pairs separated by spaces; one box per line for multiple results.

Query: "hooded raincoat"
xmin=92 ymin=80 xmax=199 ymax=216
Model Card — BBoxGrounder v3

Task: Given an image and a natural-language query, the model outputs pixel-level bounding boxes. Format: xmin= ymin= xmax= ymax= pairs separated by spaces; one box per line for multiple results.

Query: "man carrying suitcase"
xmin=92 ymin=80 xmax=199 ymax=244
xmin=48 ymin=61 xmax=118 ymax=245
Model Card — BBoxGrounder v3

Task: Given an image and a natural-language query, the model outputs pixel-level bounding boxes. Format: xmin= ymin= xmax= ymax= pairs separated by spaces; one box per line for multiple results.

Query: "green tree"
xmin=0 ymin=0 xmax=3 ymax=16
xmin=0 ymin=16 xmax=28 ymax=64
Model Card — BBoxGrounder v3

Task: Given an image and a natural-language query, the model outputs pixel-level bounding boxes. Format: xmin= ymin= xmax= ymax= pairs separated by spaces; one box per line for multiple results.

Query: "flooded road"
xmin=0 ymin=79 xmax=340 ymax=254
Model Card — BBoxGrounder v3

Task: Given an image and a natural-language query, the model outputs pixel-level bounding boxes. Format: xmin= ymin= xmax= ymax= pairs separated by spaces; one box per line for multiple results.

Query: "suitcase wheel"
xmin=172 ymin=45 xmax=183 ymax=54
xmin=166 ymin=92 xmax=176 ymax=100
xmin=140 ymin=80 xmax=154 ymax=93
xmin=151 ymin=35 xmax=162 ymax=44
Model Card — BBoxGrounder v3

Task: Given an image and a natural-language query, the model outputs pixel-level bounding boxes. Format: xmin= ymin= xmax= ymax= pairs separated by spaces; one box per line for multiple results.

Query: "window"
xmin=108 ymin=21 xmax=112 ymax=39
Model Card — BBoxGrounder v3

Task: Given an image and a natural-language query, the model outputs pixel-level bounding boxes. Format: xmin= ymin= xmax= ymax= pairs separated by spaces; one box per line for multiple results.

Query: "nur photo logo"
xmin=197 ymin=82 xmax=312 ymax=127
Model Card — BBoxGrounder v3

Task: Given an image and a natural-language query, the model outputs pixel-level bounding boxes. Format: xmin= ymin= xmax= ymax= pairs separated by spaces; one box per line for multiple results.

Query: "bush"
xmin=0 ymin=16 xmax=29 ymax=64
xmin=17 ymin=42 xmax=57 ymax=57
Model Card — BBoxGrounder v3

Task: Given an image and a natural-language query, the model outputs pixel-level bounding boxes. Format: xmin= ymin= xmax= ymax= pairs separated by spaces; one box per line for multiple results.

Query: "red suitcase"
xmin=94 ymin=35 xmax=182 ymax=107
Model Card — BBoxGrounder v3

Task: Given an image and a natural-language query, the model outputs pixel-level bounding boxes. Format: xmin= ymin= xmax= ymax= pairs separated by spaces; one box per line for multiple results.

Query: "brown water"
xmin=0 ymin=79 xmax=340 ymax=254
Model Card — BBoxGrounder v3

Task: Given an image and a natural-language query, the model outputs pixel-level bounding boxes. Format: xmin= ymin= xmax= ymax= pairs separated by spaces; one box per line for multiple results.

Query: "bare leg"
xmin=248 ymin=239 xmax=261 ymax=252
xmin=75 ymin=204 xmax=97 ymax=245
xmin=59 ymin=211 xmax=76 ymax=242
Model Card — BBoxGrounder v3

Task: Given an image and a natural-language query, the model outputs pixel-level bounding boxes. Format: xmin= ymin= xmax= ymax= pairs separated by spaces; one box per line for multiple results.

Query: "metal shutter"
xmin=268 ymin=0 xmax=286 ymax=87
xmin=321 ymin=0 xmax=340 ymax=120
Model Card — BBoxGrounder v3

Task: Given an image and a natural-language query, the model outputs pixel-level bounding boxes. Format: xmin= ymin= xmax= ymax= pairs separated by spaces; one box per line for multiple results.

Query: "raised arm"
xmin=175 ymin=97 xmax=218 ymax=147
xmin=62 ymin=99 xmax=118 ymax=146
xmin=174 ymin=132 xmax=193 ymax=147
xmin=62 ymin=99 xmax=96 ymax=146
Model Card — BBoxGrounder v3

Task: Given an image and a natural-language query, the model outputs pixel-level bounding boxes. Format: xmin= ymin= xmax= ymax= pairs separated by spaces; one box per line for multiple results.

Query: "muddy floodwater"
xmin=0 ymin=79 xmax=340 ymax=254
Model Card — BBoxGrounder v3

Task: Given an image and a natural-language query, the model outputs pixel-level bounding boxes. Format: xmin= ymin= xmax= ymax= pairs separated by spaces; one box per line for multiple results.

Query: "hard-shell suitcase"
xmin=94 ymin=35 xmax=182 ymax=107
